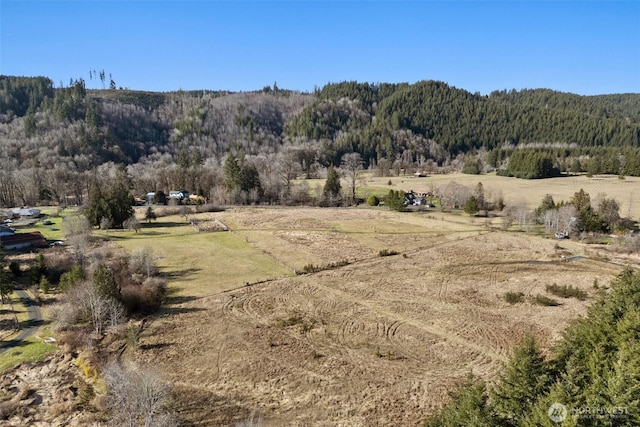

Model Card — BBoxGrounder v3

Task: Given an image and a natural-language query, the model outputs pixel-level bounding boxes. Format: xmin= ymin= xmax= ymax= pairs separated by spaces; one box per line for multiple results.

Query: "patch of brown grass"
xmin=128 ymin=208 xmax=629 ymax=426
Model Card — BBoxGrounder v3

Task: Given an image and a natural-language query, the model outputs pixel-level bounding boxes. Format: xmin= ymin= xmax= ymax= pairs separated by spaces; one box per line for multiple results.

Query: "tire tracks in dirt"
xmin=310 ymin=279 xmax=507 ymax=363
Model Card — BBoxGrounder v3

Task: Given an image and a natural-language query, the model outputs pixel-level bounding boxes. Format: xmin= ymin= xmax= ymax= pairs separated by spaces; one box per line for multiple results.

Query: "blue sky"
xmin=1 ymin=1 xmax=639 ymax=95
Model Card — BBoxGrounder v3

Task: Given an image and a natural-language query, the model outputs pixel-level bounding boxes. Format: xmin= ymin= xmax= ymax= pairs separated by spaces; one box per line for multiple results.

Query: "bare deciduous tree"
xmin=129 ymin=246 xmax=157 ymax=278
xmin=557 ymin=205 xmax=579 ymax=235
xmin=340 ymin=152 xmax=364 ymax=203
xmin=63 ymin=215 xmax=91 ymax=265
xmin=123 ymin=216 xmax=140 ymax=233
xmin=67 ymin=281 xmax=124 ymax=334
xmin=505 ymin=200 xmax=534 ymax=232
xmin=278 ymin=149 xmax=302 ymax=196
xmin=104 ymin=361 xmax=175 ymax=427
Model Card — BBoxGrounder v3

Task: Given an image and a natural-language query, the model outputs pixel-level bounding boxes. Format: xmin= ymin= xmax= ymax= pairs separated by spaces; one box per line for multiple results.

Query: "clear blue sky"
xmin=1 ymin=1 xmax=639 ymax=95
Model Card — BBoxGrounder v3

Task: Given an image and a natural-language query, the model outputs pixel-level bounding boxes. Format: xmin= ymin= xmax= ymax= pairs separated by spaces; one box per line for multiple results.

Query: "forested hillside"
xmin=1 ymin=75 xmax=639 ymax=207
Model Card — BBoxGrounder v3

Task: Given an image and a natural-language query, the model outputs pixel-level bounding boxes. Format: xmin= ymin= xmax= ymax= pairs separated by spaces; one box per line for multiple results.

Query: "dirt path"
xmin=0 ymin=289 xmax=43 ymax=355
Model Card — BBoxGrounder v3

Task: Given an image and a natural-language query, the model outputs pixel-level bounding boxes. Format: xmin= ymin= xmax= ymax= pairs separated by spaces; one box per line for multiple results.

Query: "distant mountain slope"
xmin=0 ymin=75 xmax=638 ymax=174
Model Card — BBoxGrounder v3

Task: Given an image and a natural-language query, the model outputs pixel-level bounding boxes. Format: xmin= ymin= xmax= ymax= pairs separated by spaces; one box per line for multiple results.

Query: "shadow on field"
xmin=0 ymin=337 xmax=32 ymax=350
xmin=142 ymin=221 xmax=188 ymax=229
xmin=171 ymin=384 xmax=257 ymax=427
xmin=0 ymin=318 xmax=19 ymax=332
xmin=139 ymin=342 xmax=173 ymax=351
xmin=163 ymin=267 xmax=201 ymax=282
xmin=160 ymin=292 xmax=206 ymax=315
xmin=165 ymin=293 xmax=200 ymax=305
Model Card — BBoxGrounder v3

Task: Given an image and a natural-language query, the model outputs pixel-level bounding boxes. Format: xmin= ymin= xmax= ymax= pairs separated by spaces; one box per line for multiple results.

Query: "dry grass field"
xmin=127 ymin=207 xmax=629 ymax=426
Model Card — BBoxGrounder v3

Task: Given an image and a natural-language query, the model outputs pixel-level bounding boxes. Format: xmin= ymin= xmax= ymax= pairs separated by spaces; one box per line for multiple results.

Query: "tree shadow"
xmin=0 ymin=318 xmax=19 ymax=331
xmin=0 ymin=338 xmax=32 ymax=350
xmin=164 ymin=293 xmax=200 ymax=305
xmin=171 ymin=384 xmax=261 ymax=427
xmin=142 ymin=221 xmax=189 ymax=229
xmin=22 ymin=318 xmax=48 ymax=329
xmin=162 ymin=267 xmax=201 ymax=282
xmin=138 ymin=342 xmax=173 ymax=351
xmin=156 ymin=290 xmax=206 ymax=315
xmin=160 ymin=305 xmax=207 ymax=315
xmin=18 ymin=297 xmax=38 ymax=307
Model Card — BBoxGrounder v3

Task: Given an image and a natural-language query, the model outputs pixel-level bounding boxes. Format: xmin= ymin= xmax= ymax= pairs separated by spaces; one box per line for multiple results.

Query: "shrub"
xmin=39 ymin=276 xmax=50 ymax=294
xmin=385 ymin=190 xmax=405 ymax=211
xmin=129 ymin=246 xmax=157 ymax=278
xmin=59 ymin=265 xmax=86 ymax=291
xmin=75 ymin=379 xmax=95 ymax=410
xmin=545 ymin=283 xmax=587 ymax=300
xmin=301 ymin=259 xmax=349 ymax=274
xmin=103 ymin=361 xmax=173 ymax=427
xmin=50 ymin=302 xmax=81 ymax=332
xmin=533 ymin=294 xmax=561 ymax=306
xmin=302 ymin=263 xmax=320 ymax=274
xmin=121 ymin=277 xmax=167 ymax=314
xmin=278 ymin=314 xmax=303 ymax=327
xmin=504 ymin=292 xmax=525 ymax=304
xmin=367 ymin=195 xmax=380 ymax=206
xmin=379 ymin=249 xmax=399 ymax=257
xmin=195 ymin=204 xmax=225 ymax=213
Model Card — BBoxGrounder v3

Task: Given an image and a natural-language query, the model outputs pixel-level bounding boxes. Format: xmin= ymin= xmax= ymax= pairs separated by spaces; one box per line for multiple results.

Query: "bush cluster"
xmin=545 ymin=283 xmax=587 ymax=300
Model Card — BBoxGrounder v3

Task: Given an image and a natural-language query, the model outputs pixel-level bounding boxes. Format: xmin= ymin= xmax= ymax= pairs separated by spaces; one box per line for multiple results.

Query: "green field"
xmin=101 ymin=215 xmax=292 ymax=297
xmin=0 ymin=337 xmax=56 ymax=371
xmin=0 ymin=292 xmax=56 ymax=372
xmin=8 ymin=206 xmax=80 ymax=242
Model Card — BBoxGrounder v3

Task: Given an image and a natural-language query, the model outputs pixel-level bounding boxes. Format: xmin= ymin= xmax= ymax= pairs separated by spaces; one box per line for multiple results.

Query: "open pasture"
xmin=126 ymin=207 xmax=624 ymax=426
xmin=365 ymin=172 xmax=640 ymax=218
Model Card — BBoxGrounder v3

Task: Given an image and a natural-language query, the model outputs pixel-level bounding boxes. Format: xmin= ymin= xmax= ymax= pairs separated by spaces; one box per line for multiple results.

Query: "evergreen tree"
xmin=84 ymin=168 xmax=134 ymax=228
xmin=93 ymin=263 xmax=120 ymax=301
xmin=224 ymin=154 xmax=241 ymax=192
xmin=464 ymin=196 xmax=479 ymax=215
xmin=491 ymin=335 xmax=551 ymax=426
xmin=425 ymin=374 xmax=493 ymax=427
xmin=239 ymin=163 xmax=262 ymax=195
xmin=323 ymin=165 xmax=341 ymax=198
xmin=0 ymin=249 xmax=14 ymax=304
xmin=30 ymin=252 xmax=48 ymax=286
xmin=144 ymin=206 xmax=157 ymax=223
xmin=385 ymin=190 xmax=405 ymax=211
xmin=154 ymin=191 xmax=167 ymax=205
xmin=536 ymin=194 xmax=557 ymax=218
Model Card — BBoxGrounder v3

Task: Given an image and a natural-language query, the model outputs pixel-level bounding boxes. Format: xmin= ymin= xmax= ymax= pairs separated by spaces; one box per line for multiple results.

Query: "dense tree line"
xmin=1 ymin=75 xmax=639 ymax=207
xmin=425 ymin=267 xmax=640 ymax=427
xmin=0 ymin=75 xmax=54 ymax=119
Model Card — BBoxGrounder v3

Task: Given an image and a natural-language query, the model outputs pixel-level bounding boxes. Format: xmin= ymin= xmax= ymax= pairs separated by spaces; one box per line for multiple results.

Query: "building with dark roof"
xmin=0 ymin=232 xmax=48 ymax=250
